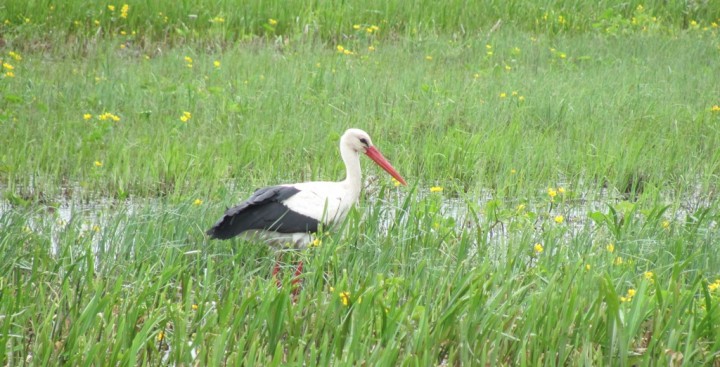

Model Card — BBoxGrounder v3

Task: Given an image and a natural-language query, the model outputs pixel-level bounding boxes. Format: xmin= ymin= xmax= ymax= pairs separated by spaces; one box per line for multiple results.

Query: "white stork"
xmin=206 ymin=128 xmax=407 ymax=246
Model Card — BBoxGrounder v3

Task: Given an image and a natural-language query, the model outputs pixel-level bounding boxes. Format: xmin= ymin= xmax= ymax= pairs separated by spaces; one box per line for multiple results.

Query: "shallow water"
xmin=2 ymin=182 xmax=717 ymax=262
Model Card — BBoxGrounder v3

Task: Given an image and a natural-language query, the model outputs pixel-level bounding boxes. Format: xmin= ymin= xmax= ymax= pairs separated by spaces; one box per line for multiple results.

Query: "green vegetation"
xmin=1 ymin=0 xmax=720 ymax=365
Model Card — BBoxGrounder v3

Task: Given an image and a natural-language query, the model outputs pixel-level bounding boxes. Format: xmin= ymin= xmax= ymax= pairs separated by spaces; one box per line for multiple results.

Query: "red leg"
xmin=292 ymin=261 xmax=303 ymax=283
xmin=272 ymin=261 xmax=282 ymax=288
xmin=291 ymin=261 xmax=303 ymax=298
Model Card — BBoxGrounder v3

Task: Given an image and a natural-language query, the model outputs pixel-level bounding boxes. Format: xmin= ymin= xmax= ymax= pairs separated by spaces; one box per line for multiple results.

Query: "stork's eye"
xmin=359 ymin=138 xmax=369 ymax=146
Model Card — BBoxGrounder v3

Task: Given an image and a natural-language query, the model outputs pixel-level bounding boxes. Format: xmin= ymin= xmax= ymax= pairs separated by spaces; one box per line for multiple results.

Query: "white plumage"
xmin=206 ymin=128 xmax=407 ymax=247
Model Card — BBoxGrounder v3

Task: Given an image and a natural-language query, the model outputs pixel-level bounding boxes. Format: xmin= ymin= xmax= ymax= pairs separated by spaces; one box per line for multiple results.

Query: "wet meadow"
xmin=1 ymin=1 xmax=720 ymax=365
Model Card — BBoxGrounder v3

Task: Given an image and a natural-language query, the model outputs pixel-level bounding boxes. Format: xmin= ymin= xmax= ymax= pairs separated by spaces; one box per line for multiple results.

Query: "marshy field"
xmin=2 ymin=0 xmax=720 ymax=365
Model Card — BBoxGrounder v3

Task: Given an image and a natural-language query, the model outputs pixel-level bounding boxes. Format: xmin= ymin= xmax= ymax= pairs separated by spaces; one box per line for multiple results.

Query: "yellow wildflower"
xmin=534 ymin=243 xmax=544 ymax=253
xmin=4 ymin=71 xmax=14 ymax=78
xmin=425 ymin=55 xmax=433 ymax=60
xmin=554 ymin=215 xmax=564 ymax=224
xmin=191 ymin=304 xmax=199 ymax=310
xmin=585 ymin=264 xmax=591 ymax=271
xmin=620 ymin=288 xmax=636 ymax=302
xmin=120 ymin=4 xmax=129 ymax=18
xmin=510 ymin=168 xmax=517 ymax=174
xmin=83 ymin=113 xmax=92 ymax=120
xmin=430 ymin=186 xmax=443 ymax=193
xmin=339 ymin=291 xmax=350 ymax=306
xmin=614 ymin=256 xmax=623 ymax=265
xmin=180 ymin=111 xmax=192 ymax=122
xmin=213 ymin=60 xmax=221 ymax=68
xmin=662 ymin=220 xmax=670 ymax=229
xmin=709 ymin=281 xmax=719 ymax=292
xmin=98 ymin=112 xmax=120 ymax=121
xmin=193 ymin=199 xmax=203 ymax=206
xmin=644 ymin=271 xmax=654 ymax=281
xmin=547 ymin=187 xmax=557 ymax=198
xmin=268 ymin=18 xmax=278 ymax=26
xmin=606 ymin=243 xmax=615 ymax=253
xmin=711 ymin=105 xmax=720 ymax=112
xmin=108 ymin=5 xmax=115 ymax=11
xmin=8 ymin=51 xmax=22 ymax=61
xmin=311 ymin=238 xmax=322 ymax=247
xmin=94 ymin=161 xmax=103 ymax=167
xmin=211 ymin=16 xmax=225 ymax=23
xmin=368 ymin=45 xmax=376 ymax=52
xmin=92 ymin=225 xmax=101 ymax=232
xmin=558 ymin=187 xmax=566 ymax=194
xmin=518 ymin=96 xmax=526 ymax=102
xmin=157 ymin=331 xmax=164 ymax=341
xmin=391 ymin=178 xmax=401 ymax=187
xmin=2 ymin=63 xmax=14 ymax=70
xmin=499 ymin=92 xmax=507 ymax=98
xmin=336 ymin=45 xmax=345 ymax=53
xmin=353 ymin=24 xmax=361 ymax=30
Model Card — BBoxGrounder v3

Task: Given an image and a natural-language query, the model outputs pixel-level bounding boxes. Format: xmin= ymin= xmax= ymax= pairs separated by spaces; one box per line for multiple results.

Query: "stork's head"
xmin=341 ymin=128 xmax=375 ymax=154
xmin=341 ymin=128 xmax=408 ymax=186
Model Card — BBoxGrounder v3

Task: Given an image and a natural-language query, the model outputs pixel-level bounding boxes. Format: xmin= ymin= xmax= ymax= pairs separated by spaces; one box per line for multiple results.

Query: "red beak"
xmin=364 ymin=146 xmax=408 ymax=186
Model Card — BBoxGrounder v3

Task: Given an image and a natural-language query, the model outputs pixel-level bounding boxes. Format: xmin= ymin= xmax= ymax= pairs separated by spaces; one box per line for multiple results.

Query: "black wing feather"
xmin=206 ymin=185 xmax=320 ymax=240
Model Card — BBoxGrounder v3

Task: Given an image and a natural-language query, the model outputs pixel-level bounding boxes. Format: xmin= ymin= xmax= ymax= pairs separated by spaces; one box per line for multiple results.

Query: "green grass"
xmin=2 ymin=30 xmax=719 ymax=201
xmin=2 ymin=1 xmax=720 ymax=365
xmin=2 ymin=192 xmax=720 ymax=365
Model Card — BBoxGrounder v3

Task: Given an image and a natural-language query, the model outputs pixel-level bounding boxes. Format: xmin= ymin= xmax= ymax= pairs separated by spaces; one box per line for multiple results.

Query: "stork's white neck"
xmin=340 ymin=142 xmax=362 ymax=198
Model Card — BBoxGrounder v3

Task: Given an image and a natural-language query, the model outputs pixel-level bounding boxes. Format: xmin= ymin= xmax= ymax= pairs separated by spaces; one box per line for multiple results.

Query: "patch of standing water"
xmin=1 ymin=181 xmax=717 ymax=262
xmin=0 ymin=196 xmax=150 ymax=269
xmin=373 ymin=183 xmax=717 ymax=256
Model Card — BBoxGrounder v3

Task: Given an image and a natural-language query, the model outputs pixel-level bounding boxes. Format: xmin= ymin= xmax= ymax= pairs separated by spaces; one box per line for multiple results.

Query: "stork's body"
xmin=206 ymin=129 xmax=407 ymax=246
